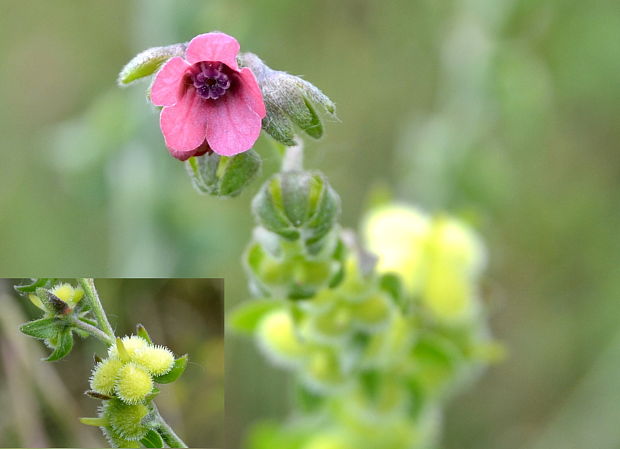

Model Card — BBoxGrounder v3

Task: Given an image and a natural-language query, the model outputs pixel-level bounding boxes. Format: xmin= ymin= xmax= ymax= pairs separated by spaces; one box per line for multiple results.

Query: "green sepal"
xmin=186 ymin=150 xmax=262 ymax=198
xmin=229 ymin=299 xmax=283 ymax=334
xmin=136 ymin=323 xmax=153 ymax=344
xmin=379 ymin=273 xmax=405 ymax=309
xmin=143 ymin=387 xmax=161 ymax=403
xmin=44 ymin=327 xmax=74 ymax=361
xmin=19 ymin=317 xmax=65 ymax=340
xmin=35 ymin=288 xmax=70 ymax=315
xmin=80 ymin=417 xmax=108 ymax=427
xmin=14 ymin=278 xmax=51 ymax=293
xmin=141 ymin=429 xmax=165 ymax=448
xmin=85 ymin=390 xmax=113 ymax=400
xmin=153 ymin=355 xmax=188 ymax=384
xmin=295 ymin=383 xmax=324 ymax=413
xmin=118 ymin=43 xmax=186 ymax=86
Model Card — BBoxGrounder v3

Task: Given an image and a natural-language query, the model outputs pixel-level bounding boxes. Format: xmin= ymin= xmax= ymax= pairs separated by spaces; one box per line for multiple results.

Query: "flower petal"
xmin=204 ymin=92 xmax=263 ymax=156
xmin=150 ymin=57 xmax=190 ymax=107
xmin=160 ymin=91 xmax=209 ymax=160
xmin=185 ymin=32 xmax=240 ymax=71
xmin=237 ymin=67 xmax=266 ymax=117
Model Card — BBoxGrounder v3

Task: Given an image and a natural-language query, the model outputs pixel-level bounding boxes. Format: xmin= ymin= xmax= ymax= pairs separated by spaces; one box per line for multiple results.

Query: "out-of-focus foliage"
xmin=0 ymin=278 xmax=224 ymax=448
xmin=0 ymin=0 xmax=619 ymax=448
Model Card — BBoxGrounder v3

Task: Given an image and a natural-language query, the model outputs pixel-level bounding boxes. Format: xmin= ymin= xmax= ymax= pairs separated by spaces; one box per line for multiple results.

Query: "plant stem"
xmin=281 ymin=138 xmax=304 ymax=172
xmin=78 ymin=279 xmax=115 ymax=339
xmin=67 ymin=317 xmax=114 ymax=346
xmin=152 ymin=403 xmax=188 ymax=448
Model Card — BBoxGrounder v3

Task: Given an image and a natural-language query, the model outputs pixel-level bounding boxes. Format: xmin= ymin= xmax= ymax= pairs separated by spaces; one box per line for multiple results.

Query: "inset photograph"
xmin=0 ymin=278 xmax=223 ymax=448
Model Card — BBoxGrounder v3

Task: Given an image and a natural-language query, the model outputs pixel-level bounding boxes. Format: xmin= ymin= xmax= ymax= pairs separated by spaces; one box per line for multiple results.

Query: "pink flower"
xmin=150 ymin=32 xmax=266 ymax=160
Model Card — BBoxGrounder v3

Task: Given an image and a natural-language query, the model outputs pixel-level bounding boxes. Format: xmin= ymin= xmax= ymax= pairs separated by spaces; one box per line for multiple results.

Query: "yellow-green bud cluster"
xmin=255 ymin=257 xmax=397 ymax=393
xmin=362 ymin=203 xmax=486 ymax=325
xmin=90 ymin=335 xmax=174 ymax=405
xmin=241 ymin=202 xmax=498 ymax=449
xmin=245 ymin=169 xmax=344 ymax=300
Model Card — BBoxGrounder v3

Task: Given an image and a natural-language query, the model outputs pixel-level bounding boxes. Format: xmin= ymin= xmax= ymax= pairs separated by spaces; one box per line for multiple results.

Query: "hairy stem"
xmin=152 ymin=403 xmax=188 ymax=448
xmin=78 ymin=278 xmax=115 ymax=339
xmin=281 ymin=138 xmax=304 ymax=172
xmin=67 ymin=316 xmax=115 ymax=346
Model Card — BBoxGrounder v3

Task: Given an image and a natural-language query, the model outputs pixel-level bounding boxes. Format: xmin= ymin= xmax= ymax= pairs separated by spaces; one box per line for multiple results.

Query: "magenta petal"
xmin=150 ymin=57 xmax=190 ymax=107
xmin=204 ymin=92 xmax=263 ymax=156
xmin=185 ymin=33 xmax=240 ymax=71
xmin=236 ymin=68 xmax=266 ymax=118
xmin=160 ymin=91 xmax=209 ymax=160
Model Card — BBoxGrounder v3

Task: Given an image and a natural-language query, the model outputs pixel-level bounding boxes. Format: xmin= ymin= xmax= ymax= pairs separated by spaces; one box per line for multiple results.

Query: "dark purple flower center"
xmin=191 ymin=62 xmax=231 ymax=100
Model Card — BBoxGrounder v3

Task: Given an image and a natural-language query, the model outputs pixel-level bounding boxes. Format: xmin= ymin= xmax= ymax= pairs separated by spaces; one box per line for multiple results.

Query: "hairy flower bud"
xmin=132 ymin=346 xmax=175 ymax=376
xmin=185 ymin=150 xmax=261 ymax=198
xmin=108 ymin=335 xmax=149 ymax=361
xmin=90 ymin=358 xmax=123 ymax=395
xmin=118 ymin=43 xmax=186 ymax=86
xmin=102 ymin=399 xmax=150 ymax=441
xmin=257 ymin=309 xmax=308 ymax=368
xmin=115 ymin=363 xmax=153 ymax=405
xmin=240 ymin=52 xmax=336 ymax=145
xmin=252 ymin=170 xmax=340 ymax=250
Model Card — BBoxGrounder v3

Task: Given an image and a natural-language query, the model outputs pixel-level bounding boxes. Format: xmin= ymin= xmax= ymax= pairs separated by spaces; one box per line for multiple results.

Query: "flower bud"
xmin=90 ymin=358 xmax=123 ymax=395
xmin=132 ymin=345 xmax=175 ymax=376
xmin=361 ymin=204 xmax=431 ymax=295
xmin=102 ymin=399 xmax=150 ymax=441
xmin=303 ymin=347 xmax=345 ymax=392
xmin=49 ymin=283 xmax=84 ymax=308
xmin=240 ymin=52 xmax=336 ymax=145
xmin=257 ymin=309 xmax=308 ymax=368
xmin=118 ymin=43 xmax=186 ymax=86
xmin=252 ymin=170 xmax=340 ymax=249
xmin=108 ymin=335 xmax=149 ymax=361
xmin=244 ymin=236 xmax=343 ymax=300
xmin=185 ymin=150 xmax=261 ymax=198
xmin=115 ymin=363 xmax=153 ymax=404
xmin=414 ymin=216 xmax=486 ymax=325
xmin=102 ymin=427 xmax=142 ymax=448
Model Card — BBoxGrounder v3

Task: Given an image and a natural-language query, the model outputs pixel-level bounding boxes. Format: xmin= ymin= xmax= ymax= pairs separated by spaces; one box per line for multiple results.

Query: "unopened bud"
xmin=118 ymin=43 xmax=186 ymax=86
xmin=240 ymin=52 xmax=336 ymax=145
xmin=252 ymin=170 xmax=340 ymax=250
xmin=185 ymin=150 xmax=261 ymax=198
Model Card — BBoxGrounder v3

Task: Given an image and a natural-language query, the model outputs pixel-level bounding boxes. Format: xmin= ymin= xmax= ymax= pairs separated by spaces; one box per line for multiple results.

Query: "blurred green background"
xmin=0 ymin=278 xmax=224 ymax=448
xmin=0 ymin=0 xmax=619 ymax=448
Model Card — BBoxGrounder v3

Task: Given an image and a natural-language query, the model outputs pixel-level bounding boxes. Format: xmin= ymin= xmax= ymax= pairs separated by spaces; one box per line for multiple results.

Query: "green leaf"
xmin=136 ymin=323 xmax=153 ymax=344
xmin=228 ymin=299 xmax=283 ymax=334
xmin=14 ymin=278 xmax=51 ymax=293
xmin=153 ymin=355 xmax=188 ymax=384
xmin=44 ymin=327 xmax=74 ymax=361
xmin=141 ymin=430 xmax=164 ymax=448
xmin=20 ymin=317 xmax=65 ymax=340
xmin=118 ymin=43 xmax=185 ymax=86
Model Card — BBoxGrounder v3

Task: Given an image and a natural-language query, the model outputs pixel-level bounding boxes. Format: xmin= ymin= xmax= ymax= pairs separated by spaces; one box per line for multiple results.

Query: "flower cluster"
xmin=233 ymin=198 xmax=499 ymax=449
xmin=84 ymin=334 xmax=188 ymax=447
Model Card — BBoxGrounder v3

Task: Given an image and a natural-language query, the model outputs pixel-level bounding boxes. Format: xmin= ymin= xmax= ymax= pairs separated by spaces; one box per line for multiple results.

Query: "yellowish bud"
xmin=362 ymin=204 xmax=430 ymax=294
xmin=115 ymin=363 xmax=153 ymax=404
xmin=90 ymin=358 xmax=123 ymax=395
xmin=103 ymin=399 xmax=150 ymax=441
xmin=108 ymin=335 xmax=149 ymax=361
xmin=132 ymin=346 xmax=175 ymax=376
xmin=257 ymin=309 xmax=308 ymax=367
xmin=49 ymin=283 xmax=84 ymax=307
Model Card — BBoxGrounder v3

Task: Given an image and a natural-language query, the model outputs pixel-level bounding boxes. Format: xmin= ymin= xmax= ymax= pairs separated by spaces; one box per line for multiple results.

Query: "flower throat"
xmin=191 ymin=62 xmax=231 ymax=100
